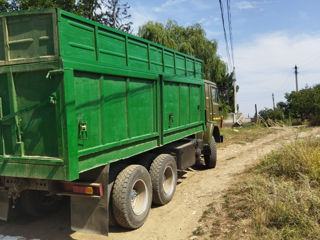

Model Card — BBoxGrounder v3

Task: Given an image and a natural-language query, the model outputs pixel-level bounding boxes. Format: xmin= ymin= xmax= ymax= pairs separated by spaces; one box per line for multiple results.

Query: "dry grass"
xmin=196 ymin=137 xmax=320 ymax=240
xmin=220 ymin=125 xmax=278 ymax=147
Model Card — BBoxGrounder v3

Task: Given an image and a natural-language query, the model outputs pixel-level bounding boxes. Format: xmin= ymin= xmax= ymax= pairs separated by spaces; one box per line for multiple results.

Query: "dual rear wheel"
xmin=111 ymin=154 xmax=177 ymax=229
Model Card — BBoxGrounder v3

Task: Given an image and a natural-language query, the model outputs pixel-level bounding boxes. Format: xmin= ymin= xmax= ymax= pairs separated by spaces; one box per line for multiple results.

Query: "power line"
xmin=226 ymin=0 xmax=235 ymax=68
xmin=218 ymin=0 xmax=232 ymax=69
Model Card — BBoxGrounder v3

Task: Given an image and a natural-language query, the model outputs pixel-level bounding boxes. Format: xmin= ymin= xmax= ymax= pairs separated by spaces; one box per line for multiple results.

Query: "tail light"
xmin=59 ymin=182 xmax=103 ymax=198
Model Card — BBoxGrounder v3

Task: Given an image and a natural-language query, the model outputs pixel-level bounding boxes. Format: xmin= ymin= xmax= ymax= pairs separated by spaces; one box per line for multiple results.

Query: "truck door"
xmin=204 ymin=83 xmax=213 ymax=123
xmin=210 ymin=86 xmax=219 ymax=121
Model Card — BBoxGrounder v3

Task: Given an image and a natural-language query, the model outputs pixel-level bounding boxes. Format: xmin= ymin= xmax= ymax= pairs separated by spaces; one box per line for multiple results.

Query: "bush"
xmin=310 ymin=114 xmax=320 ymax=126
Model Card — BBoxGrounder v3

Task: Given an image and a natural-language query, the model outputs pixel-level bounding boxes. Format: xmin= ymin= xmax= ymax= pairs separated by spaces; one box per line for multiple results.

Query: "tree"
xmin=0 ymin=0 xmax=10 ymax=11
xmin=285 ymin=84 xmax=320 ymax=123
xmin=12 ymin=0 xmax=76 ymax=11
xmin=6 ymin=0 xmax=133 ymax=33
xmin=76 ymin=0 xmax=132 ymax=32
xmin=259 ymin=107 xmax=284 ymax=121
xmin=76 ymin=0 xmax=102 ymax=22
xmin=102 ymin=0 xmax=132 ymax=32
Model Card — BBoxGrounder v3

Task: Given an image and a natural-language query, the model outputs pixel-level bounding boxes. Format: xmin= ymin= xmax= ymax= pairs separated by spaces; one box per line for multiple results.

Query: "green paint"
xmin=0 ymin=9 xmax=206 ymax=181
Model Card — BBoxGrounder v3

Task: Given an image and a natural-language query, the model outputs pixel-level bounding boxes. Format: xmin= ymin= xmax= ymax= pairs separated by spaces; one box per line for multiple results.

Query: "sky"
xmin=128 ymin=0 xmax=320 ymax=116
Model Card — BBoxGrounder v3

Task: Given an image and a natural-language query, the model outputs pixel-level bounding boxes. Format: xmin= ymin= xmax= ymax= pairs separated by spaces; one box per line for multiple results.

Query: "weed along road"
xmin=0 ymin=126 xmax=318 ymax=240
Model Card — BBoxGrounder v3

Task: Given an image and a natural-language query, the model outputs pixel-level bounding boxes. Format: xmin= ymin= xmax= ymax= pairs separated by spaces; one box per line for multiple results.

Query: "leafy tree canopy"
xmin=285 ymin=84 xmax=320 ymax=120
xmin=12 ymin=0 xmax=75 ymax=11
xmin=2 ymin=0 xmax=133 ymax=32
xmin=259 ymin=84 xmax=320 ymax=126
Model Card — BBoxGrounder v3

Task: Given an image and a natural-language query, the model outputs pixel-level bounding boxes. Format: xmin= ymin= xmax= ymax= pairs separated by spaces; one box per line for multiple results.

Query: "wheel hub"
xmin=130 ymin=179 xmax=148 ymax=215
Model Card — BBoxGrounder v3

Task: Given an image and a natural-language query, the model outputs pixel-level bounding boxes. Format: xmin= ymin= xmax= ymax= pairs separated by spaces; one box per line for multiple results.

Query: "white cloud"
xmin=234 ymin=32 xmax=320 ymax=116
xmin=235 ymin=1 xmax=256 ymax=10
xmin=130 ymin=6 xmax=157 ymax=34
xmin=153 ymin=0 xmax=188 ymax=12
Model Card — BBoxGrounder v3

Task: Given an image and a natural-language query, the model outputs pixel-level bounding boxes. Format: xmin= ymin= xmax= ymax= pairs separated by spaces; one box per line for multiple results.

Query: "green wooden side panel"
xmin=179 ymin=84 xmax=190 ymax=125
xmin=0 ymin=70 xmax=60 ymax=157
xmin=74 ymin=70 xmax=156 ymax=156
xmin=59 ymin=15 xmax=96 ymax=62
xmin=128 ymin=79 xmax=155 ymax=136
xmin=7 ymin=14 xmax=54 ymax=59
xmin=163 ymin=82 xmax=201 ymax=132
xmin=150 ymin=46 xmax=162 ymax=73
xmin=0 ymin=74 xmax=10 ymax=155
xmin=163 ymin=82 xmax=179 ymax=130
xmin=14 ymin=71 xmax=60 ymax=157
xmin=0 ymin=18 xmax=4 ymax=62
xmin=98 ymin=29 xmax=126 ymax=68
xmin=176 ymin=55 xmax=186 ymax=76
xmin=190 ymin=85 xmax=202 ymax=122
xmin=57 ymin=9 xmax=202 ymax=78
xmin=0 ymin=9 xmax=58 ymax=65
xmin=74 ymin=72 xmax=102 ymax=150
xmin=164 ymin=51 xmax=175 ymax=74
xmin=101 ymin=75 xmax=127 ymax=143
xmin=128 ymin=39 xmax=148 ymax=71
xmin=195 ymin=62 xmax=202 ymax=78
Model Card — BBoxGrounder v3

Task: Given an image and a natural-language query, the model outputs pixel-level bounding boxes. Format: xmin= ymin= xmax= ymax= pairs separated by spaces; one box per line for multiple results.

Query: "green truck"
xmin=0 ymin=8 xmax=222 ymax=235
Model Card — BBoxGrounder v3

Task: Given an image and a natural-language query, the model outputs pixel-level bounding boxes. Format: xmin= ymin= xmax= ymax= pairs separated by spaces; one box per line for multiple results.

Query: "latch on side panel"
xmin=169 ymin=113 xmax=174 ymax=128
xmin=78 ymin=121 xmax=88 ymax=140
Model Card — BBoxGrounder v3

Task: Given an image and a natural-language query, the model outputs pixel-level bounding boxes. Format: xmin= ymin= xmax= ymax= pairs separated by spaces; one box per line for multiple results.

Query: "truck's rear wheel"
xmin=204 ymin=137 xmax=217 ymax=169
xmin=149 ymin=154 xmax=177 ymax=205
xmin=112 ymin=165 xmax=152 ymax=229
xmin=20 ymin=190 xmax=62 ymax=217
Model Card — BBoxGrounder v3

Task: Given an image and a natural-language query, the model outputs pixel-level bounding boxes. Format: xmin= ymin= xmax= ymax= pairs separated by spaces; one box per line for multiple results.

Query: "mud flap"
xmin=71 ymin=165 xmax=109 ymax=235
xmin=0 ymin=190 xmax=10 ymax=221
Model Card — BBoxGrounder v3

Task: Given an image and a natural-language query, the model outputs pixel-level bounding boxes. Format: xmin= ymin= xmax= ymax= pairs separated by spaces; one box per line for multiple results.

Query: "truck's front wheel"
xmin=112 ymin=165 xmax=152 ymax=229
xmin=204 ymin=137 xmax=217 ymax=169
xmin=150 ymin=154 xmax=177 ymax=205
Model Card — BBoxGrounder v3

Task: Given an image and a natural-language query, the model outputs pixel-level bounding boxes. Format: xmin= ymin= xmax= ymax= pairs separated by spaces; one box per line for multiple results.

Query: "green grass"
xmin=197 ymin=137 xmax=320 ymax=240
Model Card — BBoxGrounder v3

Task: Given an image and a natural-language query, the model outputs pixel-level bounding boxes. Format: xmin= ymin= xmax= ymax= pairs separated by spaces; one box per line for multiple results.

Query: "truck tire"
xmin=20 ymin=190 xmax=62 ymax=217
xmin=149 ymin=154 xmax=177 ymax=205
xmin=204 ymin=137 xmax=217 ymax=169
xmin=112 ymin=164 xmax=152 ymax=229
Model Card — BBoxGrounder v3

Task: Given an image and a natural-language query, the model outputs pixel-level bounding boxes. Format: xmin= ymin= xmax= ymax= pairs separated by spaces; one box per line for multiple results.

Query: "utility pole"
xmin=272 ymin=93 xmax=275 ymax=110
xmin=233 ymin=67 xmax=237 ymax=123
xmin=254 ymin=104 xmax=258 ymax=123
xmin=294 ymin=65 xmax=298 ymax=92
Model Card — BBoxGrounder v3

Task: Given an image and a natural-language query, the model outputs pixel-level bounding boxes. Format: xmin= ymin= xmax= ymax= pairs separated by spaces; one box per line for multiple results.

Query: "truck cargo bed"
xmin=0 ymin=9 xmax=205 ymax=181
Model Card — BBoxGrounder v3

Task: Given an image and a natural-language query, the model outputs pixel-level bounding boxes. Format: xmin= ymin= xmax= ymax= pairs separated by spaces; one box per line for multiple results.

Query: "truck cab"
xmin=204 ymin=80 xmax=223 ymax=143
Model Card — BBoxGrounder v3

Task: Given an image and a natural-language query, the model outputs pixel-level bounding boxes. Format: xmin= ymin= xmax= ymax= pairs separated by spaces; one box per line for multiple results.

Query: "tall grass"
xmin=198 ymin=137 xmax=320 ymax=240
xmin=258 ymin=137 xmax=320 ymax=182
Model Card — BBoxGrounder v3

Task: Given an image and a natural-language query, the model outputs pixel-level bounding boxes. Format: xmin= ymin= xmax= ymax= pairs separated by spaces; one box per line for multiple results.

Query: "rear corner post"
xmin=0 ymin=189 xmax=10 ymax=221
xmin=62 ymin=68 xmax=79 ymax=181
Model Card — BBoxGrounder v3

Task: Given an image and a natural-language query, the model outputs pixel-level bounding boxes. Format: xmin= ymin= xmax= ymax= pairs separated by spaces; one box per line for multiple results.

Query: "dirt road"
xmin=0 ymin=126 xmax=319 ymax=240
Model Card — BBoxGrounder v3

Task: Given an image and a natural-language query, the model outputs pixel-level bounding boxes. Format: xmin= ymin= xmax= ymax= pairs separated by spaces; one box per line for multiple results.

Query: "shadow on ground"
xmin=0 ymin=200 xmax=73 ymax=240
